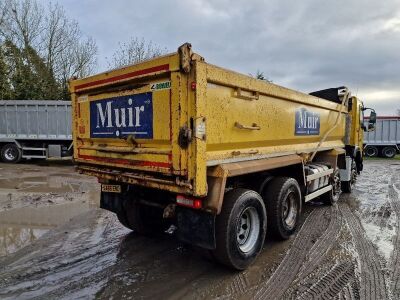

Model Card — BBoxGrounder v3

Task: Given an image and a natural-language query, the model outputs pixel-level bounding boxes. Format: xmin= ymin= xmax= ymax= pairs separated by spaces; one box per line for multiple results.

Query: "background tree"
xmin=0 ymin=45 xmax=13 ymax=99
xmin=108 ymin=37 xmax=167 ymax=69
xmin=0 ymin=0 xmax=97 ymax=100
xmin=253 ymin=70 xmax=272 ymax=83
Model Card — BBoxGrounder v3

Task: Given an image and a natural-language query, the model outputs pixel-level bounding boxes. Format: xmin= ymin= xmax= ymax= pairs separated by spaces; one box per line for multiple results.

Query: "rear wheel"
xmin=263 ymin=177 xmax=302 ymax=240
xmin=1 ymin=144 xmax=22 ymax=163
xmin=213 ymin=189 xmax=267 ymax=270
xmin=364 ymin=146 xmax=378 ymax=157
xmin=118 ymin=197 xmax=166 ymax=235
xmin=382 ymin=146 xmax=396 ymax=158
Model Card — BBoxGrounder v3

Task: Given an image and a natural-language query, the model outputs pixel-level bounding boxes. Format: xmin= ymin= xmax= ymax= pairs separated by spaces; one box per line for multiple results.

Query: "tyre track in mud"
xmin=253 ymin=206 xmax=331 ymax=300
xmin=295 ymin=204 xmax=342 ymax=280
xmin=389 ymin=171 xmax=400 ymax=299
xmin=297 ymin=261 xmax=356 ymax=300
xmin=335 ymin=281 xmax=360 ymax=300
xmin=282 ymin=205 xmax=344 ymax=299
xmin=340 ymin=203 xmax=389 ymax=300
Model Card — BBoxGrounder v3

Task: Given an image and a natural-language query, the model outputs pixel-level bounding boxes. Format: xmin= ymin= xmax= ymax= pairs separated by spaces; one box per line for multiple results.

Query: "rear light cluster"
xmin=176 ymin=195 xmax=202 ymax=209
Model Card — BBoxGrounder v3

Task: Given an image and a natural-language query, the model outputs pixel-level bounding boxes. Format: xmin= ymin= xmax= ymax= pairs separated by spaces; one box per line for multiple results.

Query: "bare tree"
xmin=108 ymin=37 xmax=167 ymax=69
xmin=0 ymin=0 xmax=98 ymax=99
xmin=0 ymin=0 xmax=43 ymax=49
xmin=42 ymin=3 xmax=97 ymax=83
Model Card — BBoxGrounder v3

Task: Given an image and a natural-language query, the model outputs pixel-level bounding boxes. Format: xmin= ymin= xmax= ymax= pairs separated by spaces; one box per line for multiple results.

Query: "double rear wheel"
xmin=213 ymin=177 xmax=302 ymax=269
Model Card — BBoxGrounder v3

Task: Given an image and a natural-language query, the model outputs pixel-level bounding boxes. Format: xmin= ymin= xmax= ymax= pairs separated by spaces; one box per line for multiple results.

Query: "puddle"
xmin=0 ymin=176 xmax=81 ymax=193
xmin=0 ymin=191 xmax=99 ymax=257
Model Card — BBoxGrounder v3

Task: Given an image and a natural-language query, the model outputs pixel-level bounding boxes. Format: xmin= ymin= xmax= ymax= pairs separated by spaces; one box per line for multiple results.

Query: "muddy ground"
xmin=0 ymin=160 xmax=399 ymax=299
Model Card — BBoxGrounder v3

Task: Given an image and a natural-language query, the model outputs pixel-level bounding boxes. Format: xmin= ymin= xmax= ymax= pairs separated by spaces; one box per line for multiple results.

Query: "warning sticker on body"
xmin=150 ymin=81 xmax=171 ymax=91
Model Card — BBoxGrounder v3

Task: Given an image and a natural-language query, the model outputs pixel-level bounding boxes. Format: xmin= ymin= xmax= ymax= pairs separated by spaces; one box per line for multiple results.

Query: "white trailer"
xmin=0 ymin=100 xmax=72 ymax=163
xmin=364 ymin=116 xmax=400 ymax=158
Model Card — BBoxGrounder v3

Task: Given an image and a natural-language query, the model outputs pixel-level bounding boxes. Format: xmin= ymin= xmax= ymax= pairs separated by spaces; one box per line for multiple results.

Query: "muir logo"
xmin=295 ymin=108 xmax=320 ymax=135
xmin=90 ymin=92 xmax=153 ymax=139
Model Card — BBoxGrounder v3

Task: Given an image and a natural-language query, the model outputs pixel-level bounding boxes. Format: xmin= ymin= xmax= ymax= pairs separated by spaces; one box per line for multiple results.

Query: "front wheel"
xmin=341 ymin=163 xmax=357 ymax=193
xmin=321 ymin=169 xmax=341 ymax=205
xmin=213 ymin=189 xmax=267 ymax=270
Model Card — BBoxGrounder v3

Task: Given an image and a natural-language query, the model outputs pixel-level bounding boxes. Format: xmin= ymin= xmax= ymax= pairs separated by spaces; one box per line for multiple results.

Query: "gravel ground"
xmin=0 ymin=160 xmax=399 ymax=299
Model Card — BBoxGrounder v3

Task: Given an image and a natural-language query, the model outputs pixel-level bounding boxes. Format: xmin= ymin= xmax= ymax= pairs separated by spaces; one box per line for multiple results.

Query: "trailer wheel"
xmin=263 ymin=177 xmax=302 ymax=240
xmin=213 ymin=189 xmax=267 ymax=270
xmin=1 ymin=144 xmax=22 ymax=163
xmin=321 ymin=169 xmax=341 ymax=205
xmin=364 ymin=146 xmax=378 ymax=157
xmin=382 ymin=146 xmax=396 ymax=158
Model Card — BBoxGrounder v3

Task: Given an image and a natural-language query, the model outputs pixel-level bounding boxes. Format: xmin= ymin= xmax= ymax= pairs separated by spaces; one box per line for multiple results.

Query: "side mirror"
xmin=369 ymin=111 xmax=377 ymax=124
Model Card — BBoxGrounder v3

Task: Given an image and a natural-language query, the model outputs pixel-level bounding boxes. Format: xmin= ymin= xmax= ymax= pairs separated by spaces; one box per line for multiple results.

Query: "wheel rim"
xmin=237 ymin=207 xmax=260 ymax=253
xmin=366 ymin=147 xmax=377 ymax=157
xmin=282 ymin=191 xmax=297 ymax=229
xmin=384 ymin=148 xmax=395 ymax=157
xmin=4 ymin=148 xmax=17 ymax=161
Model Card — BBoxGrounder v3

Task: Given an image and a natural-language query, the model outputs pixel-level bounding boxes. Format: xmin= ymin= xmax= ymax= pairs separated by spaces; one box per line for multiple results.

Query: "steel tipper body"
xmin=70 ymin=43 xmax=375 ymax=269
xmin=0 ymin=100 xmax=72 ymax=163
xmin=363 ymin=116 xmax=400 ymax=158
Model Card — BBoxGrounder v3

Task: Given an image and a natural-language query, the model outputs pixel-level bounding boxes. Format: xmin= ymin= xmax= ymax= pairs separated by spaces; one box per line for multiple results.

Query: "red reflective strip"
xmin=78 ymin=154 xmax=171 ymax=169
xmin=75 ymin=64 xmax=170 ymax=91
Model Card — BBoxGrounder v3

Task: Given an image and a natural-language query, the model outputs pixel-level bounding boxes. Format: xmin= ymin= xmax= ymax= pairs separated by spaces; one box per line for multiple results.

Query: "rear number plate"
xmin=101 ymin=184 xmax=121 ymax=193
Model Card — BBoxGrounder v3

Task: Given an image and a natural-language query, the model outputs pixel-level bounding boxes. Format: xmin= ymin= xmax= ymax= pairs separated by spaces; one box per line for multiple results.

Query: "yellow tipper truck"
xmin=69 ymin=43 xmax=376 ymax=270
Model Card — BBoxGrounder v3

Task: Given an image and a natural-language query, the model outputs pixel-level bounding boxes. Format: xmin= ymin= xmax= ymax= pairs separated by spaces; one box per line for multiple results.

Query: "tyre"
xmin=382 ymin=146 xmax=396 ymax=159
xmin=341 ymin=162 xmax=356 ymax=193
xmin=321 ymin=169 xmax=341 ymax=205
xmin=263 ymin=177 xmax=302 ymax=240
xmin=118 ymin=196 xmax=166 ymax=235
xmin=1 ymin=143 xmax=22 ymax=163
xmin=364 ymin=146 xmax=378 ymax=157
xmin=213 ymin=188 xmax=267 ymax=270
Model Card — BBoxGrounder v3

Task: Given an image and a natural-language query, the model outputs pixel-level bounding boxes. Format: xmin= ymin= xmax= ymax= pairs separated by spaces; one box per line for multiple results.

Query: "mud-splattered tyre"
xmin=118 ymin=198 xmax=166 ymax=235
xmin=263 ymin=177 xmax=302 ymax=240
xmin=213 ymin=188 xmax=267 ymax=270
xmin=321 ymin=169 xmax=341 ymax=205
xmin=1 ymin=143 xmax=22 ymax=163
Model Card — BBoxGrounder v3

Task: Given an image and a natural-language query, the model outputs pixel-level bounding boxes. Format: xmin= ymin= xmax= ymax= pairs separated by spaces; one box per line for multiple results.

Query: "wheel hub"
xmin=282 ymin=192 xmax=297 ymax=229
xmin=4 ymin=149 xmax=16 ymax=160
xmin=237 ymin=207 xmax=260 ymax=253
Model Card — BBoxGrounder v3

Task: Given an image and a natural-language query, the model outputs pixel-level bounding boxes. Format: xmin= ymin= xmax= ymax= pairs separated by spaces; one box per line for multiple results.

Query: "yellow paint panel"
xmin=70 ymin=47 xmax=363 ymax=198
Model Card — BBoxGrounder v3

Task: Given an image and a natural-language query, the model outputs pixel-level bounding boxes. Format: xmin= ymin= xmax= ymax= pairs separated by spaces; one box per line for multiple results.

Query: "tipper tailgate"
xmin=70 ymin=53 xmax=188 ymax=178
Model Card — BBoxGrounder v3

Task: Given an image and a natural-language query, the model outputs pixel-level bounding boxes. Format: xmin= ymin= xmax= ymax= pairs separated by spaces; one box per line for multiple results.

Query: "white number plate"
xmin=101 ymin=184 xmax=121 ymax=193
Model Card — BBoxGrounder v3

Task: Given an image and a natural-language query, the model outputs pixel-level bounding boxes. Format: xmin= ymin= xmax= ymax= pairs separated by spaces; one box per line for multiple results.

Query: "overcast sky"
xmin=55 ymin=0 xmax=400 ymax=115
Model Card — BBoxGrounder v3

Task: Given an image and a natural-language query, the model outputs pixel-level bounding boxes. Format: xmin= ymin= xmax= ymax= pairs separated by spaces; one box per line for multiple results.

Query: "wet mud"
xmin=0 ymin=160 xmax=399 ymax=299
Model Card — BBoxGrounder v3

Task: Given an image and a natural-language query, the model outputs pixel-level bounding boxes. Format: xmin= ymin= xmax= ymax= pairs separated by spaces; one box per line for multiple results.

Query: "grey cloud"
xmin=51 ymin=0 xmax=400 ymax=113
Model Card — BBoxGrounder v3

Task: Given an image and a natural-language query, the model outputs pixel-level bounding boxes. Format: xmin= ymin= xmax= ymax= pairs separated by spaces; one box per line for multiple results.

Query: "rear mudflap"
xmin=176 ymin=207 xmax=216 ymax=250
